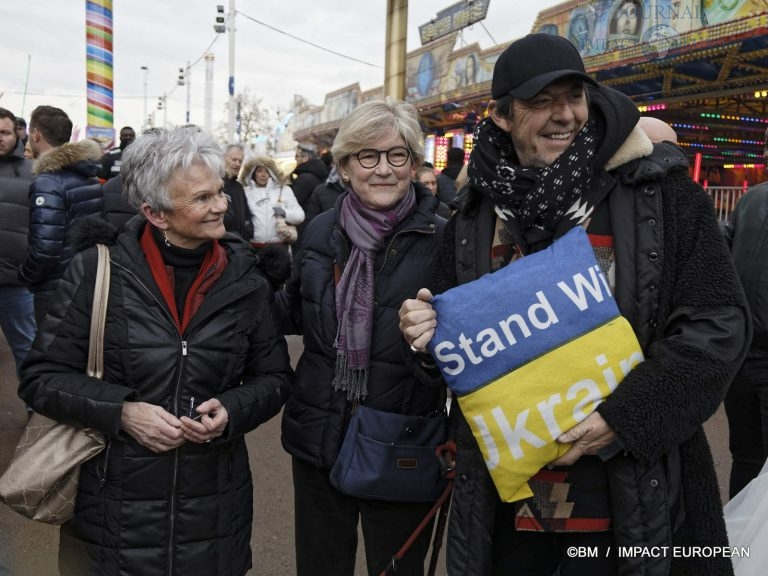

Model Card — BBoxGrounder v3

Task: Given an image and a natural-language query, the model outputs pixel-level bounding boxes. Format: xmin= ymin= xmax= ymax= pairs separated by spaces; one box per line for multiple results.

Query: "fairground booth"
xmin=292 ymin=0 xmax=768 ymax=220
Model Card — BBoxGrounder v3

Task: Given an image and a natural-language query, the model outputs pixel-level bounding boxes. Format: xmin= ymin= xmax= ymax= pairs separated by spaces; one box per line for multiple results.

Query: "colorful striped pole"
xmin=85 ymin=0 xmax=114 ymax=146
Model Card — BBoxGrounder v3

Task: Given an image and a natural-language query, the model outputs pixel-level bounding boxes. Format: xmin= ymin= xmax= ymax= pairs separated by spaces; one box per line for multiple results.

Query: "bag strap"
xmin=87 ymin=244 xmax=110 ymax=379
xmin=379 ymin=441 xmax=457 ymax=576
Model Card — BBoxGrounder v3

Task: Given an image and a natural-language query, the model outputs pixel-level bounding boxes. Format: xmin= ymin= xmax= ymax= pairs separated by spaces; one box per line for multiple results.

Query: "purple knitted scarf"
xmin=332 ymin=187 xmax=416 ymax=400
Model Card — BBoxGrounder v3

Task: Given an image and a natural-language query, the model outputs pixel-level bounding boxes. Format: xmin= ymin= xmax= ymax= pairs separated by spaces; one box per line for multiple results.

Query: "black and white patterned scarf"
xmin=467 ymin=116 xmax=604 ymax=254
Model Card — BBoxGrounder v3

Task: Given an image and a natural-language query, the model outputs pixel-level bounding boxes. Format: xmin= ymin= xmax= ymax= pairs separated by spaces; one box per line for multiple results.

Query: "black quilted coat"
xmin=19 ymin=217 xmax=293 ymax=576
xmin=277 ymin=184 xmax=446 ymax=469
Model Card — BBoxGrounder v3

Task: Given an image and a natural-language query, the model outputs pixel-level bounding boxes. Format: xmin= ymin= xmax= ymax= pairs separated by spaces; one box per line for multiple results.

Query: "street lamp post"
xmin=228 ymin=0 xmax=236 ymax=144
xmin=141 ymin=65 xmax=149 ymax=131
xmin=214 ymin=3 xmax=236 ymax=143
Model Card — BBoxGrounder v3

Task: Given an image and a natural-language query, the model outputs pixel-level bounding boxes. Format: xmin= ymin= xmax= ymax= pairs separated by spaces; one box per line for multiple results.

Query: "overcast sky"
xmin=0 ymin=1 xmax=562 ymax=135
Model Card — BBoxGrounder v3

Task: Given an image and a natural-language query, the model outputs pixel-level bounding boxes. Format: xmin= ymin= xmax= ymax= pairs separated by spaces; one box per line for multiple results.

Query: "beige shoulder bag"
xmin=0 ymin=244 xmax=110 ymax=524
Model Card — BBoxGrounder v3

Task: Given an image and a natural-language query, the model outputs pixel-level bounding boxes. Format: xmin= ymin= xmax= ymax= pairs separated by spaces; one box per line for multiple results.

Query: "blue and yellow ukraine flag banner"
xmin=428 ymin=226 xmax=644 ymax=502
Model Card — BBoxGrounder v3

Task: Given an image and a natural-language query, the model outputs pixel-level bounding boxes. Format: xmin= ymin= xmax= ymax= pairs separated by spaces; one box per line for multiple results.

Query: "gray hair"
xmin=122 ymin=127 xmax=224 ymax=212
xmin=331 ymin=97 xmax=424 ymax=172
xmin=224 ymin=143 xmax=244 ymax=155
xmin=296 ymin=142 xmax=318 ymax=158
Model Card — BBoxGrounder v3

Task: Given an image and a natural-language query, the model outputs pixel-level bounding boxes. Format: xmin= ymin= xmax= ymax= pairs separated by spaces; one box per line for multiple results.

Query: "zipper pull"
xmin=181 ymin=341 xmax=188 ymax=356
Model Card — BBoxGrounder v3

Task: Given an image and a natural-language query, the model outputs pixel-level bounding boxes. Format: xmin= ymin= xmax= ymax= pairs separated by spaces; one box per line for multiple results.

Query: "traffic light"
xmin=177 ymin=67 xmax=185 ymax=86
xmin=157 ymin=96 xmax=163 ymax=110
xmin=214 ymin=5 xmax=226 ymax=33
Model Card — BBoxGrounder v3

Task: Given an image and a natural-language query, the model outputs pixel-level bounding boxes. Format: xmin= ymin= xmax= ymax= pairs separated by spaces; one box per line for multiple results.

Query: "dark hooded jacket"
xmin=415 ymin=86 xmax=749 ymax=576
xmin=19 ymin=216 xmax=293 ymax=576
xmin=0 ymin=139 xmax=33 ymax=285
xmin=276 ymin=183 xmax=446 ymax=468
xmin=290 ymin=157 xmax=328 ymax=210
xmin=223 ymin=177 xmax=254 ymax=240
xmin=18 ymin=139 xmax=104 ymax=294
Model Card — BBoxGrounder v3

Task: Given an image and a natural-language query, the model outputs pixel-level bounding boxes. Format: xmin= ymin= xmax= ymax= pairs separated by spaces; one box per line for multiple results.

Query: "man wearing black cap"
xmin=399 ymin=33 xmax=748 ymax=575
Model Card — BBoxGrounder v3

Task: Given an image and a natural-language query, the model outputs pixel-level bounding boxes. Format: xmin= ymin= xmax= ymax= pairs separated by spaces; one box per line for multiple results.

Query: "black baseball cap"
xmin=491 ymin=33 xmax=598 ymax=100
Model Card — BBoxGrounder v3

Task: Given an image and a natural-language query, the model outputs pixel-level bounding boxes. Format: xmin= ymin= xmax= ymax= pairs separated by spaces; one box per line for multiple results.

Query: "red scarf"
xmin=139 ymin=223 xmax=227 ymax=333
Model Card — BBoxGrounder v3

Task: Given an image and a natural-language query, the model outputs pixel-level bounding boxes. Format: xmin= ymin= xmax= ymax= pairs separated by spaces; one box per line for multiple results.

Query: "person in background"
xmin=240 ymin=155 xmax=304 ymax=250
xmin=399 ymin=33 xmax=748 ymax=576
xmin=19 ymin=126 xmax=293 ymax=576
xmin=0 ymin=107 xmax=36 ymax=380
xmin=414 ymin=165 xmax=452 ymax=219
xmin=291 ymin=142 xmax=328 ymax=213
xmin=447 ymin=163 xmax=470 ymax=210
xmin=222 ymin=143 xmax=254 ymax=240
xmin=98 ymin=126 xmax=135 ymax=181
xmin=18 ymin=105 xmax=103 ymax=326
xmin=15 ymin=116 xmax=28 ymax=146
xmin=275 ymin=98 xmax=446 ymax=576
xmin=724 ymin=125 xmax=768 ymax=498
xmin=303 ymin=163 xmax=345 ymax=228
xmin=436 ymin=146 xmax=465 ymax=205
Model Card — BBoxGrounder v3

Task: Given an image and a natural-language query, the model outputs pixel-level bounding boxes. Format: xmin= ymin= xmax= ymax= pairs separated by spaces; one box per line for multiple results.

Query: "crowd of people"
xmin=0 ymin=30 xmax=763 ymax=576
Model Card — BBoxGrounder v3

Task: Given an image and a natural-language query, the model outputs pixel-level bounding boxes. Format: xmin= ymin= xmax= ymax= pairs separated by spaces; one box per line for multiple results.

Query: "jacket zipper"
xmin=168 ymin=340 xmax=188 ymax=576
xmin=113 ymin=262 xmax=188 ymax=575
xmin=97 ymin=438 xmax=112 ymax=488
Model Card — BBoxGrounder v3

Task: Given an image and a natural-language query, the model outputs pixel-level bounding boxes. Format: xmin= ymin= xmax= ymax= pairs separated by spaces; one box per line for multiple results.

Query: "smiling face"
xmin=342 ymin=129 xmax=413 ymax=211
xmin=155 ymin=163 xmax=228 ymax=249
xmin=492 ymin=78 xmax=588 ymax=169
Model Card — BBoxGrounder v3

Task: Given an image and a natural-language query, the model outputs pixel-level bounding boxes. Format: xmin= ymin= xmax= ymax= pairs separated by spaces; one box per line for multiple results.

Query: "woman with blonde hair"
xmin=276 ymin=98 xmax=447 ymax=575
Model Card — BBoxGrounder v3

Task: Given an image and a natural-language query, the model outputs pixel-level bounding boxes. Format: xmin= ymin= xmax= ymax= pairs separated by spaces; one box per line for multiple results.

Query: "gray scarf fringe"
xmin=332 ymin=352 xmax=369 ymax=401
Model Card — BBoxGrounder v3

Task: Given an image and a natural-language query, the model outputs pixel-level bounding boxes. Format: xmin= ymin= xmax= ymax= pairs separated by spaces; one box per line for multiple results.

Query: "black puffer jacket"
xmin=277 ymin=184 xmax=446 ymax=468
xmin=18 ymin=139 xmax=104 ymax=293
xmin=223 ymin=177 xmax=254 ymax=240
xmin=304 ymin=175 xmax=345 ymax=225
xmin=290 ymin=158 xmax=328 ymax=210
xmin=0 ymin=139 xmax=33 ymax=286
xmin=426 ymin=135 xmax=749 ymax=575
xmin=19 ymin=217 xmax=293 ymax=576
xmin=101 ymin=175 xmax=135 ymax=230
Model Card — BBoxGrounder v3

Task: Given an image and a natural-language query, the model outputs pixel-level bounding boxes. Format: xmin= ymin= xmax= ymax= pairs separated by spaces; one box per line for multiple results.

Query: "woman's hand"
xmin=121 ymin=401 xmax=186 ymax=453
xmin=398 ymin=288 xmax=437 ymax=352
xmin=180 ymin=397 xmax=229 ymax=444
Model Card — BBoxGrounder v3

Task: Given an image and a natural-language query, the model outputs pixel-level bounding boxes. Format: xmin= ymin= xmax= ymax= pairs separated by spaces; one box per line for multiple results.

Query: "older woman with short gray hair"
xmin=20 ymin=126 xmax=293 ymax=576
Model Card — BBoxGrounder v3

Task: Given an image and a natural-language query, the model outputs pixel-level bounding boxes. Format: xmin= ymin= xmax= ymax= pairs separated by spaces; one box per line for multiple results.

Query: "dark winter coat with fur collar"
xmin=423 ymin=129 xmax=749 ymax=575
xmin=19 ymin=216 xmax=293 ymax=576
xmin=18 ymin=139 xmax=103 ymax=294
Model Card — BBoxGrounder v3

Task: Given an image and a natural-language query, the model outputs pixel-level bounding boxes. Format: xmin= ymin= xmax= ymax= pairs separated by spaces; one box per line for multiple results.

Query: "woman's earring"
xmin=163 ymin=231 xmax=172 ymax=247
xmin=342 ymin=174 xmax=349 ymax=182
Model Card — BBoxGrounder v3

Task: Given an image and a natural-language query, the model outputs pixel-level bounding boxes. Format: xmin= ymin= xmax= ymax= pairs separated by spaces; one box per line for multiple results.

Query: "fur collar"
xmin=239 ymin=156 xmax=285 ymax=188
xmin=33 ymin=139 xmax=102 ymax=175
xmin=603 ymin=124 xmax=654 ymax=172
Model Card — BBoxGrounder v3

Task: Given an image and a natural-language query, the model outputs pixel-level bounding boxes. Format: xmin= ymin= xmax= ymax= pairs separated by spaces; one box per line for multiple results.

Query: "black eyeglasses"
xmin=353 ymin=146 xmax=411 ymax=169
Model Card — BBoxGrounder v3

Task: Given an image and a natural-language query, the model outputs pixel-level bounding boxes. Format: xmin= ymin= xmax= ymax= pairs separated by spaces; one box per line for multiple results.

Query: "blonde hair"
xmin=331 ymin=97 xmax=424 ymax=173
